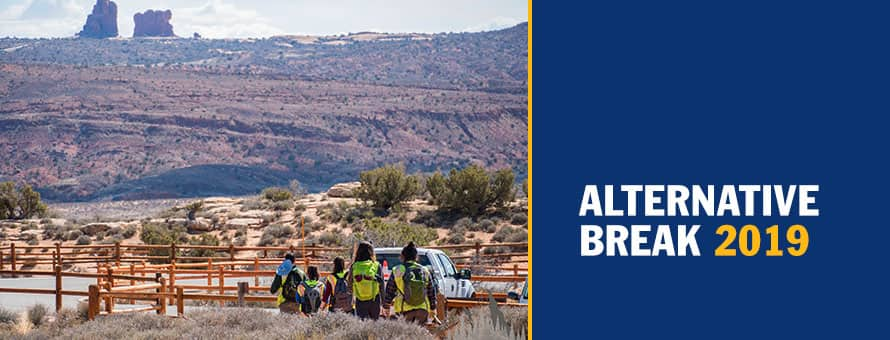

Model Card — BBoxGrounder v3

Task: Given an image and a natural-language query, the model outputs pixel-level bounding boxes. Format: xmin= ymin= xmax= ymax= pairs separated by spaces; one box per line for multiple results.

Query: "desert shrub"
xmin=294 ymin=203 xmax=307 ymax=214
xmin=121 ymin=225 xmax=137 ymax=239
xmin=510 ymin=213 xmax=527 ymax=225
xmin=446 ymin=227 xmax=467 ymax=244
xmin=43 ymin=224 xmax=75 ymax=241
xmin=24 ymin=233 xmax=40 ymax=245
xmin=140 ymin=222 xmax=189 ymax=261
xmin=454 ymin=217 xmax=473 ymax=230
xmin=28 ymin=304 xmax=48 ymax=327
xmin=493 ymin=226 xmax=527 ymax=243
xmin=240 ymin=198 xmax=267 ymax=211
xmin=183 ymin=201 xmax=204 ymax=221
xmin=76 ymin=235 xmax=91 ymax=245
xmin=262 ymin=187 xmax=293 ymax=202
xmin=316 ymin=230 xmax=344 ymax=246
xmin=411 ymin=209 xmax=463 ymax=228
xmin=427 ymin=166 xmax=516 ymax=216
xmin=479 ymin=219 xmax=497 ymax=233
xmin=355 ymin=164 xmax=420 ymax=211
xmin=0 ymin=306 xmax=16 ymax=327
xmin=270 ymin=200 xmax=294 ymax=211
xmin=259 ymin=224 xmax=293 ymax=246
xmin=65 ymin=229 xmax=83 ymax=241
xmin=354 ymin=218 xmax=437 ymax=247
xmin=448 ymin=305 xmax=527 ymax=340
xmin=0 ymin=181 xmax=48 ymax=220
xmin=232 ymin=236 xmax=247 ymax=246
xmin=186 ymin=234 xmax=221 ymax=259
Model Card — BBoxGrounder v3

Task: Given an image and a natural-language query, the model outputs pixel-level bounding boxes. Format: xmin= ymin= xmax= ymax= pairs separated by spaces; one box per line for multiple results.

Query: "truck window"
xmin=376 ymin=254 xmax=431 ymax=269
xmin=437 ymin=254 xmax=457 ymax=277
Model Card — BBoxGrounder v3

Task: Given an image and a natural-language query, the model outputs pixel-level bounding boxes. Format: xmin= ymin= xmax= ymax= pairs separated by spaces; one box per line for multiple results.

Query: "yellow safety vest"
xmin=391 ymin=262 xmax=431 ymax=313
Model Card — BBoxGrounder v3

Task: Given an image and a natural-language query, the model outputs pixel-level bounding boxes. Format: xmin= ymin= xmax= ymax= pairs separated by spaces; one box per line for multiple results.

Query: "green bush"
xmin=186 ymin=234 xmax=221 ymax=259
xmin=446 ymin=227 xmax=467 ymax=244
xmin=355 ymin=164 xmax=420 ymax=211
xmin=354 ymin=218 xmax=437 ymax=247
xmin=427 ymin=166 xmax=516 ymax=216
xmin=140 ymin=223 xmax=189 ymax=261
xmin=510 ymin=213 xmax=527 ymax=225
xmin=262 ymin=187 xmax=293 ymax=202
xmin=0 ymin=181 xmax=48 ymax=220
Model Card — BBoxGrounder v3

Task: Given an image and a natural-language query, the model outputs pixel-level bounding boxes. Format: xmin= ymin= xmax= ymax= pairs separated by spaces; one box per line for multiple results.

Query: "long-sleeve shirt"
xmin=383 ymin=264 xmax=438 ymax=311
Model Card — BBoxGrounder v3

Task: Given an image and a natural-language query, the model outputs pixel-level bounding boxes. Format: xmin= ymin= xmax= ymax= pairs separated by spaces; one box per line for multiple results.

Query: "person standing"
xmin=324 ymin=257 xmax=354 ymax=313
xmin=348 ymin=241 xmax=384 ymax=320
xmin=270 ymin=253 xmax=306 ymax=314
xmin=383 ymin=242 xmax=437 ymax=325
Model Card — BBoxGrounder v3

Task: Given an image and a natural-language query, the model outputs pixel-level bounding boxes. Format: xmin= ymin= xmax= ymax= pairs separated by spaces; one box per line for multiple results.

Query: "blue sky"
xmin=0 ymin=0 xmax=528 ymax=38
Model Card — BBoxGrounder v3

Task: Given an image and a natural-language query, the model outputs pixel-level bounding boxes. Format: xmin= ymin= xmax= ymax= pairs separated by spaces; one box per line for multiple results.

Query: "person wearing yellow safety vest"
xmin=383 ymin=242 xmax=438 ymax=325
xmin=299 ymin=266 xmax=325 ymax=315
xmin=347 ymin=241 xmax=385 ymax=320
xmin=269 ymin=253 xmax=306 ymax=314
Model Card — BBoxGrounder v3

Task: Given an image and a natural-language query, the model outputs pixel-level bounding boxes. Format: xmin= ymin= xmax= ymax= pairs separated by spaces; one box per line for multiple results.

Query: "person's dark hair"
xmin=284 ymin=253 xmax=295 ymax=263
xmin=333 ymin=257 xmax=345 ymax=274
xmin=354 ymin=241 xmax=375 ymax=262
xmin=307 ymin=266 xmax=319 ymax=280
xmin=401 ymin=241 xmax=418 ymax=262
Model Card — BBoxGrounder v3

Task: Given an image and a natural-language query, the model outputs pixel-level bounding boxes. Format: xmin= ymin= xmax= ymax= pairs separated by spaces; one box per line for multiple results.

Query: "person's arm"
xmin=270 ymin=275 xmax=282 ymax=294
xmin=426 ymin=271 xmax=438 ymax=311
xmin=376 ymin=265 xmax=386 ymax=302
xmin=323 ymin=280 xmax=333 ymax=305
xmin=383 ymin=274 xmax=398 ymax=308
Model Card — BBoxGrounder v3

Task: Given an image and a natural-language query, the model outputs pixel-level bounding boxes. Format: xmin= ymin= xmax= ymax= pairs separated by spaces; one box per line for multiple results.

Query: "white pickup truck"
xmin=374 ymin=247 xmax=475 ymax=299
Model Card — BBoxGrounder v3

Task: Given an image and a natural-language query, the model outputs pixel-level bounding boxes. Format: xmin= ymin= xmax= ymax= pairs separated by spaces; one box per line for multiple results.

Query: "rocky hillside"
xmin=0 ymin=24 xmax=528 ymax=202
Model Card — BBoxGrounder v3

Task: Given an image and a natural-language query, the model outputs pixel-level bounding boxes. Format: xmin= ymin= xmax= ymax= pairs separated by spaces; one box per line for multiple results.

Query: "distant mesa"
xmin=77 ymin=0 xmax=118 ymax=39
xmin=134 ymin=9 xmax=175 ymax=38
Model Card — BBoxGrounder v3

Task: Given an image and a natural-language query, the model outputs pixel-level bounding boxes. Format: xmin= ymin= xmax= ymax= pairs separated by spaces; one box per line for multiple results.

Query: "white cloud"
xmin=462 ymin=16 xmax=522 ymax=33
xmin=0 ymin=0 xmax=85 ymax=37
xmin=174 ymin=0 xmax=284 ymax=38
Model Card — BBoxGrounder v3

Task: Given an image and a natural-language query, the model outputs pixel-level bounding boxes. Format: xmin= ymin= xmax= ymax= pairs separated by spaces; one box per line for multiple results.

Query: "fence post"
xmin=207 ymin=259 xmax=213 ymax=294
xmin=237 ymin=282 xmax=248 ymax=307
xmin=474 ymin=241 xmax=481 ymax=260
xmin=218 ymin=265 xmax=225 ymax=307
xmin=170 ymin=242 xmax=177 ymax=262
xmin=176 ymin=286 xmax=184 ymax=317
xmin=55 ymin=265 xmax=63 ymax=312
xmin=154 ymin=273 xmax=163 ymax=315
xmin=254 ymin=257 xmax=260 ymax=287
xmin=129 ymin=264 xmax=136 ymax=304
xmin=10 ymin=243 xmax=16 ymax=272
xmin=158 ymin=278 xmax=167 ymax=315
xmin=169 ymin=260 xmax=176 ymax=305
xmin=437 ymin=293 xmax=447 ymax=321
xmin=513 ymin=264 xmax=519 ymax=288
xmin=55 ymin=242 xmax=62 ymax=268
xmin=229 ymin=244 xmax=235 ymax=264
xmin=114 ymin=242 xmax=121 ymax=267
xmin=88 ymin=284 xmax=99 ymax=320
xmin=103 ymin=281 xmax=113 ymax=314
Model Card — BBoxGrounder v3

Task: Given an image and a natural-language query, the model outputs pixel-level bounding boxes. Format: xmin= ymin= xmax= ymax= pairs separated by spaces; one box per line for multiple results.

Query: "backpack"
xmin=301 ymin=281 xmax=323 ymax=313
xmin=401 ymin=263 xmax=427 ymax=306
xmin=281 ymin=268 xmax=305 ymax=302
xmin=352 ymin=261 xmax=380 ymax=301
xmin=331 ymin=273 xmax=353 ymax=311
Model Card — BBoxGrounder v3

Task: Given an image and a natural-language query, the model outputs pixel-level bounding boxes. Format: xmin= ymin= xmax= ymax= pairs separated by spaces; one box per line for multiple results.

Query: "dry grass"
xmin=1 ymin=307 xmax=433 ymax=340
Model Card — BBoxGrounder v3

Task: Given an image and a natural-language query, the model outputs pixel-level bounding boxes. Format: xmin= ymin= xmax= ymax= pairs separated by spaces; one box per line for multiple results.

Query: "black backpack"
xmin=331 ymin=273 xmax=353 ymax=311
xmin=281 ymin=268 xmax=304 ymax=302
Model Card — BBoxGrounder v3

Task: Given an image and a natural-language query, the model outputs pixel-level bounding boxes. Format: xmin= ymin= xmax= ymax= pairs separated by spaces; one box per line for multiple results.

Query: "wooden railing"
xmin=0 ymin=241 xmax=528 ymax=272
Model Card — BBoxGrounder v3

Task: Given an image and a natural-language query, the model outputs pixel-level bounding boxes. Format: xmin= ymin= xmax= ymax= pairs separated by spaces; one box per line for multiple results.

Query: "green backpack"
xmin=401 ymin=262 xmax=427 ymax=306
xmin=352 ymin=260 xmax=380 ymax=301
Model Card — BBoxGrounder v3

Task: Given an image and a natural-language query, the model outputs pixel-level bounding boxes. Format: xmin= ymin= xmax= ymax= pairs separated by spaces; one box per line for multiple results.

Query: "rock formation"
xmin=326 ymin=182 xmax=361 ymax=198
xmin=134 ymin=10 xmax=175 ymax=37
xmin=77 ymin=0 xmax=118 ymax=38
